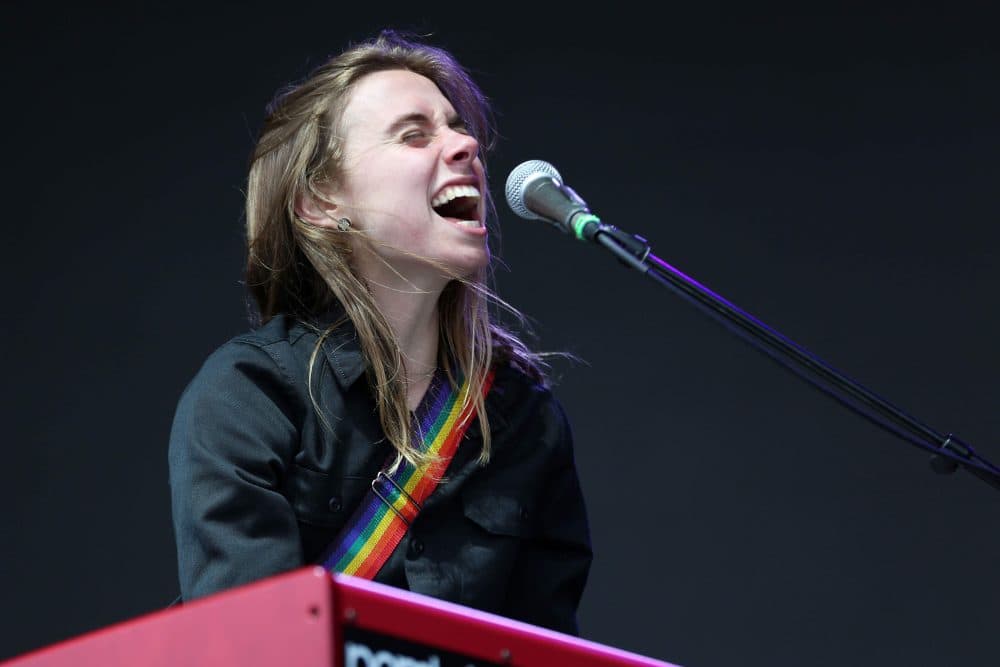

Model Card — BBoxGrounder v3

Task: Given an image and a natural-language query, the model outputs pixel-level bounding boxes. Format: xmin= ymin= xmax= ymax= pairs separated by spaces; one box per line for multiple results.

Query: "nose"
xmin=444 ymin=128 xmax=479 ymax=165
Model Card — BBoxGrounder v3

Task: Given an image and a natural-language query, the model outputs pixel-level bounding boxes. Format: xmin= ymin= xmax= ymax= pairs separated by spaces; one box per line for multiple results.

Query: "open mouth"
xmin=432 ymin=184 xmax=481 ymax=227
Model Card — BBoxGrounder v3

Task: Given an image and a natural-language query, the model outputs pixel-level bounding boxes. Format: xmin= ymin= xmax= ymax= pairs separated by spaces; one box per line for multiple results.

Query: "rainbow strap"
xmin=320 ymin=369 xmax=495 ymax=579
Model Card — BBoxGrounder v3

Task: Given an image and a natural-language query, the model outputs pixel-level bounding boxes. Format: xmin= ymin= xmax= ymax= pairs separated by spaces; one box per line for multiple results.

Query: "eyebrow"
xmin=384 ymin=112 xmax=466 ymax=136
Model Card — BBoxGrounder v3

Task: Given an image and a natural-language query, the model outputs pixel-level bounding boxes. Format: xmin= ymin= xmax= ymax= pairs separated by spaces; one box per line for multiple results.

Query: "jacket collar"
xmin=310 ymin=305 xmax=367 ymax=388
xmin=321 ymin=325 xmax=366 ymax=388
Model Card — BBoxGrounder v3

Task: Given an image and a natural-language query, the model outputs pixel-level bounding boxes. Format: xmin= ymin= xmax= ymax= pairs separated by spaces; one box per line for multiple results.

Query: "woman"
xmin=168 ymin=30 xmax=592 ymax=635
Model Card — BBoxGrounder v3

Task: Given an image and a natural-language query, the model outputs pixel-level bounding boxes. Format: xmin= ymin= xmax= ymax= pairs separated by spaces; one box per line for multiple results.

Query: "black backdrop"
xmin=3 ymin=4 xmax=998 ymax=666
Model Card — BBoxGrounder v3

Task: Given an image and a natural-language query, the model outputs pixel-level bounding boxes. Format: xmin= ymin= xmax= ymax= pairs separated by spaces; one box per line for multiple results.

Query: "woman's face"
xmin=331 ymin=69 xmax=489 ymax=288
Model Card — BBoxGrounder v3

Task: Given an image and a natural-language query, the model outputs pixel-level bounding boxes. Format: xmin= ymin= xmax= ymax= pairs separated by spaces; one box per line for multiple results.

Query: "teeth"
xmin=431 ymin=184 xmax=480 ymax=208
xmin=454 ymin=220 xmax=481 ymax=228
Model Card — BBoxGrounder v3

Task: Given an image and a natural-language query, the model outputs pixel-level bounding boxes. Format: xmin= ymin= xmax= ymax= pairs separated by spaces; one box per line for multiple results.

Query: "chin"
xmin=455 ymin=249 xmax=490 ymax=277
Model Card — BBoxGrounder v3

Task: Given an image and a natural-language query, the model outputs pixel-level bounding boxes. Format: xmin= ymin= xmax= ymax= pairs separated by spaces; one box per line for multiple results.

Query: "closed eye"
xmin=402 ymin=130 xmax=430 ymax=145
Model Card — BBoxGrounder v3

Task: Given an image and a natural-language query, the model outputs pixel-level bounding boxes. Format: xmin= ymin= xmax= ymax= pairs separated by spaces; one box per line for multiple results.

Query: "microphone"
xmin=504 ymin=159 xmax=602 ymax=240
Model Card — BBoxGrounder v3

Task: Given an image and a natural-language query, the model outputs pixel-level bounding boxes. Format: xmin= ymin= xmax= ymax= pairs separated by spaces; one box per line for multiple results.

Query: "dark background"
xmin=3 ymin=3 xmax=998 ymax=666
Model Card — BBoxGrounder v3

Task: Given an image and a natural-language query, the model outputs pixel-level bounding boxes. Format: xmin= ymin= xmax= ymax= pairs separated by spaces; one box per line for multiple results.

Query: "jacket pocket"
xmin=461 ymin=484 xmax=534 ymax=538
xmin=283 ymin=464 xmax=370 ymax=528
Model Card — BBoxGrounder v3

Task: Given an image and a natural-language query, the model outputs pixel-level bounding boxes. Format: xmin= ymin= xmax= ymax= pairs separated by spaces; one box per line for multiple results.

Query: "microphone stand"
xmin=573 ymin=216 xmax=1000 ymax=492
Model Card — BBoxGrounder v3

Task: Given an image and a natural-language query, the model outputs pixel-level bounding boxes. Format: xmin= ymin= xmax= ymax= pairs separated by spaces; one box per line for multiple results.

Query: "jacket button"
xmin=407 ymin=537 xmax=425 ymax=559
xmin=327 ymin=496 xmax=342 ymax=513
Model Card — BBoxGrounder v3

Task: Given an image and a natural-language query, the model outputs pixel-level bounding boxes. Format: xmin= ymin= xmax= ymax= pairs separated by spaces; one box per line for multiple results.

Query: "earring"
xmin=336 ymin=217 xmax=352 ymax=231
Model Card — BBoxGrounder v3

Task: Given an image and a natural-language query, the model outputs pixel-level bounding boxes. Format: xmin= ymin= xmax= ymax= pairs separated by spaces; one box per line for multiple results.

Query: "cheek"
xmin=340 ymin=154 xmax=434 ymax=234
xmin=368 ymin=208 xmax=430 ymax=252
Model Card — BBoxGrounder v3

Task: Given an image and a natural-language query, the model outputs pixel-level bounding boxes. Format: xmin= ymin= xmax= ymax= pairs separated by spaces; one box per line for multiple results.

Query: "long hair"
xmin=245 ymin=30 xmax=545 ymax=467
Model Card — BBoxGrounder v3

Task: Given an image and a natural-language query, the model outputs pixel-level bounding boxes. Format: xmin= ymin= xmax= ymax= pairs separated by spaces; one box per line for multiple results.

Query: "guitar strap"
xmin=320 ymin=368 xmax=495 ymax=579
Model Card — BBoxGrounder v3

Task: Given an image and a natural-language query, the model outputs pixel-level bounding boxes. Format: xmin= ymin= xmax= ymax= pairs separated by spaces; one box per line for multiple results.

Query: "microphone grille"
xmin=504 ymin=159 xmax=563 ymax=220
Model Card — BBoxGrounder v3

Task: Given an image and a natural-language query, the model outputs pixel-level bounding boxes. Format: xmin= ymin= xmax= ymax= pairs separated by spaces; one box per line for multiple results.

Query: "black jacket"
xmin=168 ymin=314 xmax=592 ymax=634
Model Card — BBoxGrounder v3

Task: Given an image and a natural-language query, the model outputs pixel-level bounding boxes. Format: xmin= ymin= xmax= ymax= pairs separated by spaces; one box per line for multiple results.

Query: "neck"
xmin=366 ymin=272 xmax=445 ymax=411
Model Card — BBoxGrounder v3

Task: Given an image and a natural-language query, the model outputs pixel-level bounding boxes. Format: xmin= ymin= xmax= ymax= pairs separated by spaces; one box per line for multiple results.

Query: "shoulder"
xmin=490 ymin=359 xmax=554 ymax=407
xmin=191 ymin=315 xmax=319 ymax=382
xmin=487 ymin=359 xmax=573 ymax=448
xmin=176 ymin=315 xmax=319 ymax=414
xmin=168 ymin=319 xmax=317 ymax=498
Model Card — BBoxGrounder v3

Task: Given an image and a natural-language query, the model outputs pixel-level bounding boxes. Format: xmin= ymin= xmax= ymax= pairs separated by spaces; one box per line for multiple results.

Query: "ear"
xmin=294 ymin=191 xmax=341 ymax=228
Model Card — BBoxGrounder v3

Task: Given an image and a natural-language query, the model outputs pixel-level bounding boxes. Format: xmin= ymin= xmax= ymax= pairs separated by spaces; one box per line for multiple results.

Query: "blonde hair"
xmin=245 ymin=30 xmax=545 ymax=467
